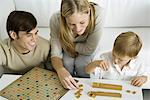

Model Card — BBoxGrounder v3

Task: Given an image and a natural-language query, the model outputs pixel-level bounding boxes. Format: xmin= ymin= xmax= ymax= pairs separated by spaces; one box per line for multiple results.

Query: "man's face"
xmin=14 ymin=27 xmax=39 ymax=53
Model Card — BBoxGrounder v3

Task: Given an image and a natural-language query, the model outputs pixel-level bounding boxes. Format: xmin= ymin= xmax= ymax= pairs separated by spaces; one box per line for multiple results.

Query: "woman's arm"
xmin=51 ymin=57 xmax=79 ymax=89
xmin=50 ymin=13 xmax=78 ymax=89
xmin=51 ymin=57 xmax=64 ymax=72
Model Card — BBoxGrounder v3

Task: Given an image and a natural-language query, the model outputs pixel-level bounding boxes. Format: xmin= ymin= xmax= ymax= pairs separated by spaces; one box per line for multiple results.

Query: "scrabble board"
xmin=0 ymin=67 xmax=68 ymax=100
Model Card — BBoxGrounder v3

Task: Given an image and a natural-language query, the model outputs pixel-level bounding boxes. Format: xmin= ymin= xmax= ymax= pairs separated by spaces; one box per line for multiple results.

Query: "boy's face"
xmin=13 ymin=27 xmax=39 ymax=53
xmin=112 ymin=52 xmax=132 ymax=67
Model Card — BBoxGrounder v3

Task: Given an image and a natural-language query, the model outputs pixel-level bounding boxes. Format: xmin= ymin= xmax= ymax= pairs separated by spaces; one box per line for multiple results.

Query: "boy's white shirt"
xmin=92 ymin=52 xmax=148 ymax=81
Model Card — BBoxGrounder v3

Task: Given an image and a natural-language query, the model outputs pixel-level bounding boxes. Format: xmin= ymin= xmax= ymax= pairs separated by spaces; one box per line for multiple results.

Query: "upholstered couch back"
xmin=0 ymin=0 xmax=150 ymax=68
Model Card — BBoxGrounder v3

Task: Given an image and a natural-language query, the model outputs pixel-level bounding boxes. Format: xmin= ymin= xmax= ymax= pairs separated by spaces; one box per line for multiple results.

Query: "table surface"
xmin=0 ymin=74 xmax=149 ymax=100
xmin=61 ymin=78 xmax=143 ymax=100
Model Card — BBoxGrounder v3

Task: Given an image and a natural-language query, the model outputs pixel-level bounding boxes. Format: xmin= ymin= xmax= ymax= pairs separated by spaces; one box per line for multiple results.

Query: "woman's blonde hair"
xmin=113 ymin=31 xmax=142 ymax=58
xmin=60 ymin=0 xmax=96 ymax=57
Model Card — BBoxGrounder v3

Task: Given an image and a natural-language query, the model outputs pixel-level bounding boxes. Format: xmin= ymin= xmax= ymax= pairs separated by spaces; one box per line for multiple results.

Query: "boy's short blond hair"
xmin=113 ymin=31 xmax=142 ymax=58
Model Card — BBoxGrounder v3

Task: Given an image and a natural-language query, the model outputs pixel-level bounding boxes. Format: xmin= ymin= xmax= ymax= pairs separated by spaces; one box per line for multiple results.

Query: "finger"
xmin=101 ymin=63 xmax=106 ymax=71
xmin=103 ymin=63 xmax=108 ymax=71
xmin=101 ymin=62 xmax=105 ymax=71
xmin=131 ymin=78 xmax=138 ymax=85
xmin=133 ymin=79 xmax=142 ymax=87
xmin=136 ymin=82 xmax=142 ymax=87
xmin=70 ymin=78 xmax=79 ymax=88
xmin=104 ymin=62 xmax=109 ymax=70
xmin=64 ymin=77 xmax=76 ymax=89
xmin=101 ymin=62 xmax=106 ymax=70
xmin=62 ymin=79 xmax=72 ymax=89
xmin=132 ymin=79 xmax=140 ymax=86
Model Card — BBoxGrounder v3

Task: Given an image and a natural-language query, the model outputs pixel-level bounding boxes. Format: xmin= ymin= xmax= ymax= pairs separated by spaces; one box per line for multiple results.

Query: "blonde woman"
xmin=86 ymin=32 xmax=148 ymax=87
xmin=50 ymin=0 xmax=104 ymax=89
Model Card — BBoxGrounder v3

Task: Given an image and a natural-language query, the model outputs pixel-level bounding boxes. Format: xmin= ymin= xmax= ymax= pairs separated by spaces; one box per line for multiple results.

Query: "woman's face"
xmin=66 ymin=12 xmax=89 ymax=36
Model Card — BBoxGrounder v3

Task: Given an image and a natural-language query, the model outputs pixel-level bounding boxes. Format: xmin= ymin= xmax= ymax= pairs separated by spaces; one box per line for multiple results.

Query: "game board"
xmin=0 ymin=67 xmax=68 ymax=100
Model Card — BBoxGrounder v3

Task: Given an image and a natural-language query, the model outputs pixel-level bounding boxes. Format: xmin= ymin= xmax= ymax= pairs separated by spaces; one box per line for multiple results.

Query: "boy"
xmin=85 ymin=31 xmax=148 ymax=87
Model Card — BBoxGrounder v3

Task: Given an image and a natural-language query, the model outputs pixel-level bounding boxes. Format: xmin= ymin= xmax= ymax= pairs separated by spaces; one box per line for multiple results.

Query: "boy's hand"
xmin=98 ymin=60 xmax=109 ymax=71
xmin=131 ymin=76 xmax=147 ymax=87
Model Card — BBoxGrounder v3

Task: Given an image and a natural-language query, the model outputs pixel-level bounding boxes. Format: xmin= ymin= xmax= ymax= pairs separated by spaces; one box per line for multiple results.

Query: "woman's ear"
xmin=87 ymin=8 xmax=91 ymax=15
xmin=9 ymin=31 xmax=17 ymax=40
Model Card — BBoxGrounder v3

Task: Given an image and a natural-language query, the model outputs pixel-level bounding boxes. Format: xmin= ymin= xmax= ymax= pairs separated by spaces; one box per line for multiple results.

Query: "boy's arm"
xmin=85 ymin=60 xmax=103 ymax=74
xmin=131 ymin=75 xmax=148 ymax=87
xmin=131 ymin=58 xmax=148 ymax=86
xmin=85 ymin=59 xmax=109 ymax=74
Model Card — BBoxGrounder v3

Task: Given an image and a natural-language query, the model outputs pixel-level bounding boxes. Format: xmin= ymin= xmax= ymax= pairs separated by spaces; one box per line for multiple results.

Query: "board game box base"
xmin=0 ymin=67 xmax=68 ymax=100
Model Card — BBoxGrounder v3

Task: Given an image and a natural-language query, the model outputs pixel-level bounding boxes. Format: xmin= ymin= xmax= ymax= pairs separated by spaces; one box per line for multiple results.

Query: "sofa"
xmin=0 ymin=1 xmax=150 ymax=52
xmin=0 ymin=0 xmax=150 ymax=99
xmin=1 ymin=0 xmax=150 ymax=70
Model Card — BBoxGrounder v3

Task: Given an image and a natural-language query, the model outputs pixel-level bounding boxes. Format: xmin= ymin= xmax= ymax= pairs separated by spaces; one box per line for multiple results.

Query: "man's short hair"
xmin=6 ymin=11 xmax=37 ymax=40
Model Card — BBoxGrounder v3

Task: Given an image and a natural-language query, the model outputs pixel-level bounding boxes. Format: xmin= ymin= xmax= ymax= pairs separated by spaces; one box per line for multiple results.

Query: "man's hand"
xmin=131 ymin=76 xmax=147 ymax=87
xmin=57 ymin=68 xmax=79 ymax=89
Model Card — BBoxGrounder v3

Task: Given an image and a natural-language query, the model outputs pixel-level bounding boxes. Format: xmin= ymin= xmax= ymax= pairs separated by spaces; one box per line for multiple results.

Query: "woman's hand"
xmin=131 ymin=76 xmax=148 ymax=87
xmin=57 ymin=68 xmax=79 ymax=89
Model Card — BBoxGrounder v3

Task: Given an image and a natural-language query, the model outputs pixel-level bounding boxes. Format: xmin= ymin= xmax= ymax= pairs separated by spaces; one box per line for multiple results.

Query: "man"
xmin=0 ymin=11 xmax=50 ymax=77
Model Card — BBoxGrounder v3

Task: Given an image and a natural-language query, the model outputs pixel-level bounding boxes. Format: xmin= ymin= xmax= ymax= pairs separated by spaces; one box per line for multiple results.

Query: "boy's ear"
xmin=9 ymin=31 xmax=17 ymax=40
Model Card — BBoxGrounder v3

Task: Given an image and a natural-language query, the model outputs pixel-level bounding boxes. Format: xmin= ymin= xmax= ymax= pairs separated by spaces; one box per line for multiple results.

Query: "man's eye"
xmin=26 ymin=34 xmax=32 ymax=37
xmin=35 ymin=32 xmax=38 ymax=35
xmin=119 ymin=59 xmax=123 ymax=61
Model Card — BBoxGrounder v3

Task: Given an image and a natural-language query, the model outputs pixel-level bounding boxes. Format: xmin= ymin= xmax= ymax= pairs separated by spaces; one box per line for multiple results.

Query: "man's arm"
xmin=0 ymin=65 xmax=4 ymax=78
xmin=0 ymin=41 xmax=7 ymax=78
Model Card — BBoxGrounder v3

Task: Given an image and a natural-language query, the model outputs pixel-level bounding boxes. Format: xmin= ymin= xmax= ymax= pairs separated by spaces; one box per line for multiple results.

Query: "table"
xmin=0 ymin=74 xmax=22 ymax=100
xmin=0 ymin=74 xmax=150 ymax=100
xmin=61 ymin=78 xmax=143 ymax=100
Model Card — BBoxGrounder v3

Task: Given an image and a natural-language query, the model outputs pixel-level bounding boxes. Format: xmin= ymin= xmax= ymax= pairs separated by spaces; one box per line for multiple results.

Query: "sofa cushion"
xmin=104 ymin=0 xmax=150 ymax=27
xmin=14 ymin=0 xmax=61 ymax=27
xmin=0 ymin=0 xmax=15 ymax=40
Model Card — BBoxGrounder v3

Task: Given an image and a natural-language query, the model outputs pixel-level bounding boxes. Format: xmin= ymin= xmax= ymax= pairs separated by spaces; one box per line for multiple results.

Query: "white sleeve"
xmin=93 ymin=52 xmax=107 ymax=61
xmin=136 ymin=58 xmax=149 ymax=77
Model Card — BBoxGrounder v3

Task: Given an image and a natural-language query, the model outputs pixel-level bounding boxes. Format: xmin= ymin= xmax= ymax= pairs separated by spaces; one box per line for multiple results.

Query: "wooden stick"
xmin=88 ymin=91 xmax=122 ymax=98
xmin=92 ymin=82 xmax=122 ymax=90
